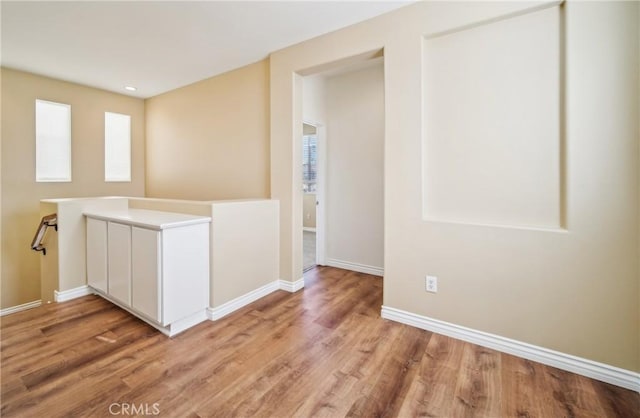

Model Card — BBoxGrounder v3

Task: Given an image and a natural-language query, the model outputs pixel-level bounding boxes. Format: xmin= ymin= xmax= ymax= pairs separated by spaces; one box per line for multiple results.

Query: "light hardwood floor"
xmin=1 ymin=266 xmax=638 ymax=417
xmin=303 ymin=230 xmax=316 ymax=271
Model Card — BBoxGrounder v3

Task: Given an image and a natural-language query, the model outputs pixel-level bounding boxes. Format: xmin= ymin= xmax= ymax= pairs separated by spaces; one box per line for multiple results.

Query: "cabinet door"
xmin=86 ymin=218 xmax=108 ymax=293
xmin=108 ymin=222 xmax=131 ymax=306
xmin=162 ymin=223 xmax=209 ymax=325
xmin=131 ymin=227 xmax=161 ymax=322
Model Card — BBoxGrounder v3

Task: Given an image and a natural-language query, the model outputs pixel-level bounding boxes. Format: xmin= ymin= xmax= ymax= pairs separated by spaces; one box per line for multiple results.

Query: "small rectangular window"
xmin=35 ymin=99 xmax=71 ymax=182
xmin=105 ymin=112 xmax=131 ymax=182
xmin=302 ymin=133 xmax=317 ymax=193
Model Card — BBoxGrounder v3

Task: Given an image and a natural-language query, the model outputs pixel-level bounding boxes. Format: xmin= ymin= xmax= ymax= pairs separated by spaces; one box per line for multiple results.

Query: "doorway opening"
xmin=302 ymin=122 xmax=318 ymax=272
xmin=300 ymin=54 xmax=384 ymax=279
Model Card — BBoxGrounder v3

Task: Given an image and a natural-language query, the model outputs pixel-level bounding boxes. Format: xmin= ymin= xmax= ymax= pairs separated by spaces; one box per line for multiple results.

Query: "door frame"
xmin=302 ymin=120 xmax=326 ymax=266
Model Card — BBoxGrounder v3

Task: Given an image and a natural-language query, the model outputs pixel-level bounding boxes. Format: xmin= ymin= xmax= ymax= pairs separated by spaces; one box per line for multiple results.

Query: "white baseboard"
xmin=326 ymin=258 xmax=383 ymax=277
xmin=54 ymin=285 xmax=93 ymax=303
xmin=303 ymin=227 xmax=317 ymax=232
xmin=381 ymin=305 xmax=640 ymax=392
xmin=279 ymin=277 xmax=305 ymax=292
xmin=206 ymin=278 xmax=305 ymax=321
xmin=167 ymin=310 xmax=208 ymax=337
xmin=207 ymin=280 xmax=280 ymax=321
xmin=0 ymin=300 xmax=42 ymax=316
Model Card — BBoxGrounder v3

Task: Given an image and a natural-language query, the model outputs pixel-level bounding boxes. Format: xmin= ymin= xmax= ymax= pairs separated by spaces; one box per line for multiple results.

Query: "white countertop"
xmin=84 ymin=208 xmax=211 ymax=230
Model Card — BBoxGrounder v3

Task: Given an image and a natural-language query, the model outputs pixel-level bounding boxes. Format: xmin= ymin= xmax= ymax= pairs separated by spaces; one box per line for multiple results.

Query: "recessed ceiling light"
xmin=124 ymin=86 xmax=137 ymax=92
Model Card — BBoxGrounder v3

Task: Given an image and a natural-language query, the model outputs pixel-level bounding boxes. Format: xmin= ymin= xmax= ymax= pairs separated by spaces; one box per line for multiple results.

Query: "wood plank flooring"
xmin=1 ymin=266 xmax=638 ymax=417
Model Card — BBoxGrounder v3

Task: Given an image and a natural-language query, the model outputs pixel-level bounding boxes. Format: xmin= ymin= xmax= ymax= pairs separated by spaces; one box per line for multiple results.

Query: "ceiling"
xmin=1 ymin=1 xmax=411 ymax=99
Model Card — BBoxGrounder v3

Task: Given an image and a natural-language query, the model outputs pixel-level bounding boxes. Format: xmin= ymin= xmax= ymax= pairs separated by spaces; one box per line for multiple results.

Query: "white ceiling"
xmin=1 ymin=1 xmax=411 ymax=99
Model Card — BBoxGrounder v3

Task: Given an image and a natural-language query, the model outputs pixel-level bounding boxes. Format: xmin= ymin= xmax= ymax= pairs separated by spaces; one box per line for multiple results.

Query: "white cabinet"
xmin=85 ymin=209 xmax=211 ymax=336
xmin=131 ymin=227 xmax=160 ymax=322
xmin=86 ymin=217 xmax=108 ymax=293
xmin=159 ymin=224 xmax=209 ymax=324
xmin=107 ymin=222 xmax=132 ymax=306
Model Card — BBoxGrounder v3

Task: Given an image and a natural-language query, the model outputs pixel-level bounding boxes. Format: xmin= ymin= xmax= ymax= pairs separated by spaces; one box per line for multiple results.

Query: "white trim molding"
xmin=381 ymin=306 xmax=640 ymax=392
xmin=54 ymin=285 xmax=93 ymax=303
xmin=0 ymin=300 xmax=42 ymax=316
xmin=327 ymin=258 xmax=383 ymax=277
xmin=303 ymin=227 xmax=317 ymax=232
xmin=279 ymin=277 xmax=305 ymax=293
xmin=207 ymin=280 xmax=280 ymax=321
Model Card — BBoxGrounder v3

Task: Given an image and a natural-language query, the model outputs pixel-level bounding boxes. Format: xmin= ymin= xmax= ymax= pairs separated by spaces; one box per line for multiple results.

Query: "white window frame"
xmin=302 ymin=133 xmax=317 ymax=193
xmin=104 ymin=111 xmax=131 ymax=182
xmin=35 ymin=99 xmax=72 ymax=182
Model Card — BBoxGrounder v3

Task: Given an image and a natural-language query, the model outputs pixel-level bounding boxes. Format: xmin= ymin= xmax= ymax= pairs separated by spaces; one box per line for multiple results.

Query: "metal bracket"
xmin=31 ymin=213 xmax=57 ymax=256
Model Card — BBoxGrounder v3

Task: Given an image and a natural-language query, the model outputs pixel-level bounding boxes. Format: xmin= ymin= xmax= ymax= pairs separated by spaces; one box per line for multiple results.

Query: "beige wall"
xmin=302 ymin=75 xmax=326 ymax=125
xmin=270 ymin=0 xmax=639 ymax=372
xmin=1 ymin=68 xmax=145 ymax=309
xmin=423 ymin=6 xmax=561 ymax=229
xmin=303 ymin=194 xmax=316 ymax=228
xmin=210 ymin=200 xmax=279 ymax=307
xmin=145 ymin=59 xmax=270 ymax=200
xmin=325 ymin=64 xmax=384 ymax=270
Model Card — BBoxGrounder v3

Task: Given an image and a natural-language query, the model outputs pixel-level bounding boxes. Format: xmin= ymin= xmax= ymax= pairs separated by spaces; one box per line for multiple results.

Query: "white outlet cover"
xmin=426 ymin=275 xmax=438 ymax=293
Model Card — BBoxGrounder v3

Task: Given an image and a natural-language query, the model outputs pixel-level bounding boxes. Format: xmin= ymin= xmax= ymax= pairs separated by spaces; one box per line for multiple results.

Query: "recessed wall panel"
xmin=423 ymin=6 xmax=563 ymax=229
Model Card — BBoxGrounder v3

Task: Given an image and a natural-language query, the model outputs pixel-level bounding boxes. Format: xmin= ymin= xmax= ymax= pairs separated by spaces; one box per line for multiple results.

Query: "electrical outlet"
xmin=426 ymin=275 xmax=438 ymax=293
